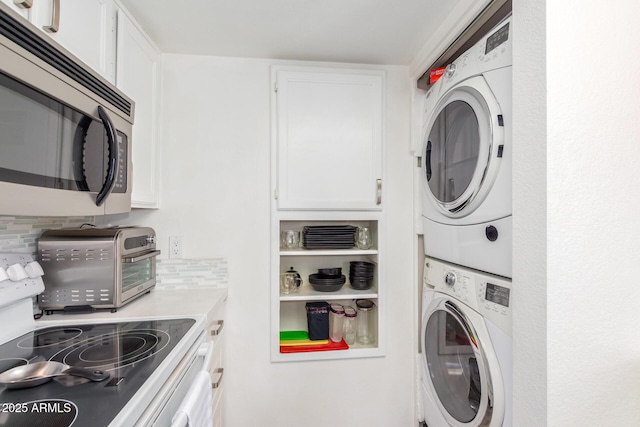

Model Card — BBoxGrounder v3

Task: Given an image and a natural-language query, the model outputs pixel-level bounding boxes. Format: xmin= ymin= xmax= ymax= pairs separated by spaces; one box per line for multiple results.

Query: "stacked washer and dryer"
xmin=418 ymin=16 xmax=513 ymax=427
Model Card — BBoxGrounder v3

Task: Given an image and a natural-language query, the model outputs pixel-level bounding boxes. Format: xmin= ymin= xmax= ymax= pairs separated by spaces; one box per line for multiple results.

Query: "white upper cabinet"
xmin=116 ymin=7 xmax=161 ymax=208
xmin=1 ymin=0 xmax=31 ymax=18
xmin=273 ymin=67 xmax=384 ymax=210
xmin=32 ymin=0 xmax=117 ymax=83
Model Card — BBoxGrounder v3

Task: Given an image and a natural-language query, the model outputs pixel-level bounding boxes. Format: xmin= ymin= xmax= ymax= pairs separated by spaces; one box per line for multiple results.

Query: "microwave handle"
xmin=96 ymin=106 xmax=118 ymax=206
xmin=122 ymin=250 xmax=161 ymax=263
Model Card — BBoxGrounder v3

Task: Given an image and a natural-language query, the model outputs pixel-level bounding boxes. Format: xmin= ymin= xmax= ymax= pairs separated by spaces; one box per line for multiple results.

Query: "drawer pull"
xmin=209 ymin=320 xmax=224 ymax=336
xmin=211 ymin=368 xmax=224 ymax=389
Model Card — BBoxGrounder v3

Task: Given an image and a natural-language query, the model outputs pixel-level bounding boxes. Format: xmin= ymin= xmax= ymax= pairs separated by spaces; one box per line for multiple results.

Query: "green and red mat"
xmin=279 ymin=331 xmax=348 ymax=353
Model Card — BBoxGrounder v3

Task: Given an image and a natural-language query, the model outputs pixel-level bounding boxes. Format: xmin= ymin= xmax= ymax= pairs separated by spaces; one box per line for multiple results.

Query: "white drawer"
xmin=212 ymin=384 xmax=224 ymax=427
xmin=207 ymin=296 xmax=226 ymax=426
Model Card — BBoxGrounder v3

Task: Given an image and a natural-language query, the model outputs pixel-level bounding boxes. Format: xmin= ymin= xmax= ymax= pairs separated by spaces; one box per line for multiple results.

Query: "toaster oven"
xmin=37 ymin=226 xmax=160 ymax=314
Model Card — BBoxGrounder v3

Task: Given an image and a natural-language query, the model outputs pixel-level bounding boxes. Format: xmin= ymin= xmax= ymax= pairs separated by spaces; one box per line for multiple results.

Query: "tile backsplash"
xmin=156 ymin=258 xmax=228 ymax=289
xmin=0 ymin=216 xmax=94 ymax=255
xmin=0 ymin=216 xmax=228 ymax=290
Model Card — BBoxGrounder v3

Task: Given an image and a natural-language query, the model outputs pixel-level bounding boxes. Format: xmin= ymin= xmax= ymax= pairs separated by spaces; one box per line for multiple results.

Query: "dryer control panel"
xmin=423 ymin=257 xmax=512 ymax=334
xmin=430 ymin=17 xmax=512 ymax=95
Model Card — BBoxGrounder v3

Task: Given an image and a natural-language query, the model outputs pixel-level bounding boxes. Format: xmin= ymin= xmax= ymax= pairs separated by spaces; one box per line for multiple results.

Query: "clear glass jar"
xmin=356 ymin=226 xmax=373 ymax=250
xmin=329 ymin=303 xmax=345 ymax=342
xmin=356 ymin=299 xmax=376 ymax=345
xmin=343 ymin=306 xmax=357 ymax=345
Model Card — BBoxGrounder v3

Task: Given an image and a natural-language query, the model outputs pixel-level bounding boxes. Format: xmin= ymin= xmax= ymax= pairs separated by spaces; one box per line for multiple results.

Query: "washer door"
xmin=422 ymin=76 xmax=504 ymax=218
xmin=422 ymin=297 xmax=502 ymax=426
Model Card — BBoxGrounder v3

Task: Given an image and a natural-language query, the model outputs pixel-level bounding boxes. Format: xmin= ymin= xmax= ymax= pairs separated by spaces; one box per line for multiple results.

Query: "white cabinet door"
xmin=33 ymin=0 xmax=116 ymax=83
xmin=1 ymin=0 xmax=31 ymax=18
xmin=116 ymin=9 xmax=160 ymax=208
xmin=274 ymin=68 xmax=384 ymax=210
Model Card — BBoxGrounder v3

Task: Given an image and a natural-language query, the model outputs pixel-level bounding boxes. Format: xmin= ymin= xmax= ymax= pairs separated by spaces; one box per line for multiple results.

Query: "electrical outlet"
xmin=169 ymin=236 xmax=183 ymax=258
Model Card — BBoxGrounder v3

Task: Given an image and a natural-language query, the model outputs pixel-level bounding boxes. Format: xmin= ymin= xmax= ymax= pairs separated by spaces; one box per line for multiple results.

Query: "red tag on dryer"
xmin=429 ymin=67 xmax=446 ymax=84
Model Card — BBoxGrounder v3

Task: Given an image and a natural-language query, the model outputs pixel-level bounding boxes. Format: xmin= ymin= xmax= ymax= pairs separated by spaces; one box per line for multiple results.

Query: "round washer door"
xmin=422 ymin=296 xmax=504 ymax=427
xmin=422 ymin=76 xmax=504 ymax=218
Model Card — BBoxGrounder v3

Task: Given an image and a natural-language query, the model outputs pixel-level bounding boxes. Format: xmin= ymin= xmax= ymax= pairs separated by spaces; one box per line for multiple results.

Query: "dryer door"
xmin=422 ymin=76 xmax=504 ymax=218
xmin=422 ymin=297 xmax=503 ymax=427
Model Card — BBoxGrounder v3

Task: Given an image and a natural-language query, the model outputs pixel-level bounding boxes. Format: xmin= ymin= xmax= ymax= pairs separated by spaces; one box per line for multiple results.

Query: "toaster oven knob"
xmin=6 ymin=264 xmax=28 ymax=281
xmin=25 ymin=261 xmax=45 ymax=278
xmin=0 ymin=267 xmax=9 ymax=282
xmin=146 ymin=236 xmax=156 ymax=244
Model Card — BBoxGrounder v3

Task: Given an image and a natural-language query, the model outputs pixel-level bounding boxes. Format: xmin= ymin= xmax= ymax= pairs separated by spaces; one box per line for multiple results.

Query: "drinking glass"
xmin=356 ymin=226 xmax=372 ymax=250
xmin=280 ymin=230 xmax=300 ymax=249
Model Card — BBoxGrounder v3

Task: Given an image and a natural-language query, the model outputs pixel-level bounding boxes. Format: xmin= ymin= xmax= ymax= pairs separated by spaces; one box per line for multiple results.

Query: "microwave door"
xmin=0 ymin=75 xmax=65 ymax=188
xmin=0 ymin=72 xmax=107 ymax=200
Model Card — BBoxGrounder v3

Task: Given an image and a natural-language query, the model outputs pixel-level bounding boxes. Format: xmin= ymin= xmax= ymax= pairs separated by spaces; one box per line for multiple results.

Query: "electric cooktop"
xmin=0 ymin=318 xmax=195 ymax=426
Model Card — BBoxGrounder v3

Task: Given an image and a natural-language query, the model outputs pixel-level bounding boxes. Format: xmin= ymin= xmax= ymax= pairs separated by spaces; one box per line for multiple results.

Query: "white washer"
xmin=421 ymin=17 xmax=512 ymax=278
xmin=420 ymin=257 xmax=511 ymax=427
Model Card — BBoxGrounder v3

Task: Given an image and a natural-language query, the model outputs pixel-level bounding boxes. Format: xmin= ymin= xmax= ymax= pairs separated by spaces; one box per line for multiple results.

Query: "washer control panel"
xmin=423 ymin=257 xmax=512 ymax=332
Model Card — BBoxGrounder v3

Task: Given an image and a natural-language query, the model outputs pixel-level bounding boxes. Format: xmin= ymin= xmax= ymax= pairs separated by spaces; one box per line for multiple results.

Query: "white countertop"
xmin=36 ymin=287 xmax=228 ymax=326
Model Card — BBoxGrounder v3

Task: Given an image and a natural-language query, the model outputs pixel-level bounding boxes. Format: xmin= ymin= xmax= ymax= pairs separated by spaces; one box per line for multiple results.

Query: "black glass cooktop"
xmin=0 ymin=319 xmax=195 ymax=426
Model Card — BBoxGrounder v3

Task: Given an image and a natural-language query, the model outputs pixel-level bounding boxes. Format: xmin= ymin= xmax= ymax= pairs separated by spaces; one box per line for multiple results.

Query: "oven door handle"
xmin=96 ymin=105 xmax=118 ymax=206
xmin=122 ymin=250 xmax=161 ymax=263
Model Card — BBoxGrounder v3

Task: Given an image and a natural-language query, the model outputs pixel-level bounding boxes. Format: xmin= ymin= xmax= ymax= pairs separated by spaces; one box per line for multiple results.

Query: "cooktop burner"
xmin=0 ymin=318 xmax=195 ymax=426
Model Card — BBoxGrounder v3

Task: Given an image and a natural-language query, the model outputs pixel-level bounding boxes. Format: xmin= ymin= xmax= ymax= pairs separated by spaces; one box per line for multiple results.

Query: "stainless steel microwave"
xmin=0 ymin=4 xmax=134 ymax=216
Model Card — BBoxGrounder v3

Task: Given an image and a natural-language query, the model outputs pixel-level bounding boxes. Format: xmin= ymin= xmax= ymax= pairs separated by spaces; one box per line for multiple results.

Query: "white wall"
xmin=513 ymin=0 xmax=640 ymax=425
xmin=511 ymin=1 xmax=547 ymax=425
xmin=109 ymin=55 xmax=415 ymax=426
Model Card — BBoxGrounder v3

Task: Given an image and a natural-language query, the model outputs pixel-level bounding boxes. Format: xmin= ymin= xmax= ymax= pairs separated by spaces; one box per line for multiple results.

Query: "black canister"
xmin=305 ymin=301 xmax=330 ymax=340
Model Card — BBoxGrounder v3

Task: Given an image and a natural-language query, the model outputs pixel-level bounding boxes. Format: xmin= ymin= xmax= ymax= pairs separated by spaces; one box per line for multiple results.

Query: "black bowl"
xmin=349 ymin=274 xmax=374 ymax=280
xmin=309 ymin=274 xmax=346 ymax=285
xmin=350 ymin=276 xmax=373 ymax=290
xmin=349 ymin=261 xmax=375 ymax=268
xmin=309 ymin=281 xmax=346 ymax=292
xmin=317 ymin=267 xmax=342 ymax=278
xmin=350 ymin=264 xmax=375 ymax=271
xmin=350 ymin=268 xmax=375 ymax=275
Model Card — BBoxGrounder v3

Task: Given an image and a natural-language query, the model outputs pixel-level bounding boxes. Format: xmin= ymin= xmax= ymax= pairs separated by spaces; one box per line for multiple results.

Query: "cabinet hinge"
xmin=274 ymin=189 xmax=279 ymax=199
xmin=274 ymin=82 xmax=278 ymax=93
xmin=417 ymin=156 xmax=422 ymax=167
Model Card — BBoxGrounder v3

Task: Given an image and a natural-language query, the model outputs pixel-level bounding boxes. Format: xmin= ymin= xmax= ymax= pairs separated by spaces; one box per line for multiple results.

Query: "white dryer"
xmin=421 ymin=17 xmax=512 ymax=278
xmin=419 ymin=257 xmax=512 ymax=427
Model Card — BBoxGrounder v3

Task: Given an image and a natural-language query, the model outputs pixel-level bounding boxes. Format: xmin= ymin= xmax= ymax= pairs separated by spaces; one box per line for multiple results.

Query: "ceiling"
xmin=119 ymin=0 xmax=463 ymax=65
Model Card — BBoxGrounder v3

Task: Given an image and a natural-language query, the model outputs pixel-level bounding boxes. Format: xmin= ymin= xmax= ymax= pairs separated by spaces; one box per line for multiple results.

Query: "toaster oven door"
xmin=120 ymin=250 xmax=160 ymax=304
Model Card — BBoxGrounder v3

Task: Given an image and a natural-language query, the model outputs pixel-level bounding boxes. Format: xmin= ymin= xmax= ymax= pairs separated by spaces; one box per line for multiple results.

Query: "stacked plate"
xmin=309 ymin=268 xmax=346 ymax=292
xmin=302 ymin=225 xmax=357 ymax=249
xmin=349 ymin=261 xmax=375 ymax=290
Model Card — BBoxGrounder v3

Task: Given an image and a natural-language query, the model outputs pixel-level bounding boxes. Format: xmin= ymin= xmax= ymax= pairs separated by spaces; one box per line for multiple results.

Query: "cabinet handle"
xmin=13 ymin=0 xmax=33 ymax=9
xmin=43 ymin=0 xmax=60 ymax=33
xmin=211 ymin=368 xmax=224 ymax=389
xmin=209 ymin=320 xmax=224 ymax=336
xmin=376 ymin=179 xmax=382 ymax=205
